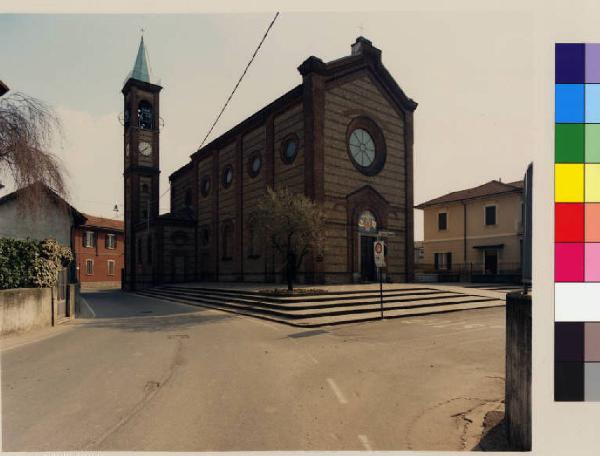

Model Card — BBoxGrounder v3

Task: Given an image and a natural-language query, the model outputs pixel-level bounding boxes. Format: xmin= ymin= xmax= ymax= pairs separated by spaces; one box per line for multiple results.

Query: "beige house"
xmin=415 ymin=180 xmax=523 ymax=281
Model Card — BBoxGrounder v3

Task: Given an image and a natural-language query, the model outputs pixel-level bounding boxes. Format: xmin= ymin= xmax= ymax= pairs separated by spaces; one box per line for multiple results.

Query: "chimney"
xmin=351 ymin=36 xmax=373 ymax=55
xmin=350 ymin=36 xmax=382 ymax=62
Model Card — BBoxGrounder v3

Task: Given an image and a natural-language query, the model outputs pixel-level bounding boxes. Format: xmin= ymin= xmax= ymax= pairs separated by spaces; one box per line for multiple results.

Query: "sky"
xmin=0 ymin=11 xmax=534 ymax=241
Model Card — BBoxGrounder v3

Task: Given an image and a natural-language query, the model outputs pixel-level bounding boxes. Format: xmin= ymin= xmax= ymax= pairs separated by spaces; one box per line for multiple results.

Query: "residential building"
xmin=122 ymin=36 xmax=417 ymax=288
xmin=73 ymin=215 xmax=124 ymax=289
xmin=0 ymin=183 xmax=85 ymax=250
xmin=415 ymin=179 xmax=524 ymax=282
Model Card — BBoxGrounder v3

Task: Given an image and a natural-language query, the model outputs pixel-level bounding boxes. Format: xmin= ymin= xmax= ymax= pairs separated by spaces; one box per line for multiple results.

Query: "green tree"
xmin=250 ymin=187 xmax=324 ymax=291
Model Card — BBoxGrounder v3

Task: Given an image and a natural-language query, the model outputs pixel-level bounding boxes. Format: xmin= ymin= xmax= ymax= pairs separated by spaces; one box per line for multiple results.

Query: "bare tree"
xmin=250 ymin=187 xmax=324 ymax=291
xmin=0 ymin=91 xmax=67 ymax=209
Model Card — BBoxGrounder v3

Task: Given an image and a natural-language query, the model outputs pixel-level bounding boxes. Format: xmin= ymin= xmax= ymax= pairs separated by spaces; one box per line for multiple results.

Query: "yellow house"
xmin=415 ymin=180 xmax=523 ymax=281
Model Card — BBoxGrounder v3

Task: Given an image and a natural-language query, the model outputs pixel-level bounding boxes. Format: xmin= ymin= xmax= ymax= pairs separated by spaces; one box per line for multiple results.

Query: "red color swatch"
xmin=555 ymin=203 xmax=585 ymax=242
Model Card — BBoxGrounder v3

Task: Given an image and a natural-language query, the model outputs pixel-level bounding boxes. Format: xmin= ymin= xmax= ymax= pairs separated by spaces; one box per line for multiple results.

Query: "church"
xmin=122 ymin=36 xmax=417 ymax=289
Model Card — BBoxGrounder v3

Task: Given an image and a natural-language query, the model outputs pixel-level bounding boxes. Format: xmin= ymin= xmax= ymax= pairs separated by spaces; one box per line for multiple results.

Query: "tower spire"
xmin=130 ymin=34 xmax=150 ymax=83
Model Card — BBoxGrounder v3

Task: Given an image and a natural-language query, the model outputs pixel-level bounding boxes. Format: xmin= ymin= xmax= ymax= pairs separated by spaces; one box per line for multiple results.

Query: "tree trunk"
xmin=286 ymin=251 xmax=296 ymax=292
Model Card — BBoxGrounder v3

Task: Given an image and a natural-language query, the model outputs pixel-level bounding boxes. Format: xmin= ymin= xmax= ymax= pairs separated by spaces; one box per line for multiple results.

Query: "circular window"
xmin=349 ymin=129 xmax=375 ymax=167
xmin=201 ymin=176 xmax=211 ymax=197
xmin=346 ymin=117 xmax=386 ymax=176
xmin=281 ymin=135 xmax=298 ymax=164
xmin=248 ymin=152 xmax=262 ymax=178
xmin=222 ymin=165 xmax=234 ymax=189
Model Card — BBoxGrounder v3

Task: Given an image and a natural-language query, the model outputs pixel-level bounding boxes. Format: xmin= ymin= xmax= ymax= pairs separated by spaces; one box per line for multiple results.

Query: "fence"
xmin=414 ymin=262 xmax=522 ymax=283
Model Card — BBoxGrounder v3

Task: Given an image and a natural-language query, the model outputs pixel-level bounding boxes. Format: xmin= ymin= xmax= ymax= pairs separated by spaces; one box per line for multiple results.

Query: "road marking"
xmin=307 ymin=352 xmax=319 ymax=364
xmin=80 ymin=296 xmax=96 ymax=318
xmin=358 ymin=434 xmax=373 ymax=451
xmin=327 ymin=378 xmax=348 ymax=404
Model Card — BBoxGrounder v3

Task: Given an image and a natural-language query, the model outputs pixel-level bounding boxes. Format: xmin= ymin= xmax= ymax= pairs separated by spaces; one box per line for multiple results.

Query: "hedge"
xmin=0 ymin=238 xmax=73 ymax=290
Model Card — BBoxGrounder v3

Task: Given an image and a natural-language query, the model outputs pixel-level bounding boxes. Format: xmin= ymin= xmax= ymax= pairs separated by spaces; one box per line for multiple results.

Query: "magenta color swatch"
xmin=555 ymin=243 xmax=585 ymax=282
xmin=585 ymin=243 xmax=600 ymax=281
xmin=587 ymin=44 xmax=600 ymax=83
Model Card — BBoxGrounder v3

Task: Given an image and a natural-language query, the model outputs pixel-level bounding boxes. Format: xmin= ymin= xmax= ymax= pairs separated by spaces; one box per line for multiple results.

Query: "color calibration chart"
xmin=555 ymin=43 xmax=600 ymax=401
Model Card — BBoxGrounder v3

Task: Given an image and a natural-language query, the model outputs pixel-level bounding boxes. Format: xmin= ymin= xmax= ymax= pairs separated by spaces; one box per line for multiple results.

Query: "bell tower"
xmin=122 ymin=35 xmax=162 ymax=289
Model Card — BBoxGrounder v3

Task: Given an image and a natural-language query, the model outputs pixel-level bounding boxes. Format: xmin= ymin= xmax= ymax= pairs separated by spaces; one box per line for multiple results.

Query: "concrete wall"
xmin=0 ymin=288 xmax=53 ymax=336
xmin=505 ymin=291 xmax=532 ymax=451
xmin=0 ymin=194 xmax=73 ymax=246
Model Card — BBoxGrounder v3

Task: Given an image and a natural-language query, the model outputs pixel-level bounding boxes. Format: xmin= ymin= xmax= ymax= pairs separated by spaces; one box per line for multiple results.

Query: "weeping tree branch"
xmin=0 ymin=91 xmax=68 ymax=211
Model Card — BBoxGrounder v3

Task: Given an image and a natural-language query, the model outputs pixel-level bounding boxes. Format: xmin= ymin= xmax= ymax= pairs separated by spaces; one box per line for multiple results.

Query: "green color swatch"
xmin=556 ymin=123 xmax=585 ymax=163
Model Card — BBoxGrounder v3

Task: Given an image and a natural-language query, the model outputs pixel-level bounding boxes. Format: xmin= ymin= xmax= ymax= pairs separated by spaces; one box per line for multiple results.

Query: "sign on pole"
xmin=374 ymin=240 xmax=386 ymax=319
xmin=374 ymin=240 xmax=386 ymax=268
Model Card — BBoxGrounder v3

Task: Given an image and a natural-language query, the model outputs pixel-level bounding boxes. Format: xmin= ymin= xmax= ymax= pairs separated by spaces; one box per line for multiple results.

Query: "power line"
xmin=198 ymin=11 xmax=280 ymax=149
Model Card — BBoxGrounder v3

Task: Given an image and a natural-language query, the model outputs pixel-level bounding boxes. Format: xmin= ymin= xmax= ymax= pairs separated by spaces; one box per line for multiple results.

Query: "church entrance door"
xmin=360 ymin=235 xmax=377 ymax=282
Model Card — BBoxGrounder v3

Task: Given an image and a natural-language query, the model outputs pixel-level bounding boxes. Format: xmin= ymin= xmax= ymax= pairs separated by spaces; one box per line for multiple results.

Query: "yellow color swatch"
xmin=586 ymin=164 xmax=600 ymax=202
xmin=555 ymin=164 xmax=584 ymax=202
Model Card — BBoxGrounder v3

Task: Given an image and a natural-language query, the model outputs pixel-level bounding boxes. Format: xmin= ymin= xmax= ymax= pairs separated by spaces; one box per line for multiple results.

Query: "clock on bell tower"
xmin=122 ymin=35 xmax=162 ymax=289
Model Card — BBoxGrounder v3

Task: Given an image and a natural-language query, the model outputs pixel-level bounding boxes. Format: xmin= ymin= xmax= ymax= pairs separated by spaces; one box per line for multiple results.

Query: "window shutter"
xmin=105 ymin=234 xmax=109 ymax=249
xmin=82 ymin=232 xmax=86 ymax=247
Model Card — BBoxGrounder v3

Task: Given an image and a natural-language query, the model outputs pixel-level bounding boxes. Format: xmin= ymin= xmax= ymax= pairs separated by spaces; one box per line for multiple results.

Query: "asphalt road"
xmin=1 ymin=289 xmax=505 ymax=451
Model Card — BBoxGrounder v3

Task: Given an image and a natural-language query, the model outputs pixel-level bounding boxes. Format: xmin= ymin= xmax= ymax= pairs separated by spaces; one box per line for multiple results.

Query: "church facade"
xmin=122 ymin=36 xmax=417 ymax=289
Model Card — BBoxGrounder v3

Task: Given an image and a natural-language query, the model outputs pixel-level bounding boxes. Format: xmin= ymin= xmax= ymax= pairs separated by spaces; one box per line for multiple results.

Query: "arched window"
xmin=222 ymin=223 xmax=233 ymax=260
xmin=138 ymin=101 xmax=153 ymax=130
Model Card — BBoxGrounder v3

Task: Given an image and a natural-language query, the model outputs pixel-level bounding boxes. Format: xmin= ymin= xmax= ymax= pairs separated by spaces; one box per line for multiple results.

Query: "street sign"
xmin=374 ymin=240 xmax=386 ymax=268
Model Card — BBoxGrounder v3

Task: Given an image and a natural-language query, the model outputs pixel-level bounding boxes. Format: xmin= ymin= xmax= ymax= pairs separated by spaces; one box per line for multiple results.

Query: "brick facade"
xmin=123 ymin=37 xmax=417 ymax=289
xmin=73 ymin=215 xmax=124 ymax=288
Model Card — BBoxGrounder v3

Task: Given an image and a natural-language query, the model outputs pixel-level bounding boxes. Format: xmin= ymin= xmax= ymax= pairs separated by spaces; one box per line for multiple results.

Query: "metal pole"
xmin=379 ymin=266 xmax=384 ymax=319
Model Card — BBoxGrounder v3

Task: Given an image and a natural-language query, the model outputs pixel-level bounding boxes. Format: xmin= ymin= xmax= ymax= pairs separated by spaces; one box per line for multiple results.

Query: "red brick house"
xmin=73 ymin=214 xmax=124 ymax=289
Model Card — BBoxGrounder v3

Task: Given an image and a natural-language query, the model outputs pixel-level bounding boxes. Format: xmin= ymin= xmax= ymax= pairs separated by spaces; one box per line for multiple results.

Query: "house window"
xmin=434 ymin=253 xmax=452 ymax=271
xmin=438 ymin=212 xmax=447 ymax=230
xmin=106 ymin=233 xmax=116 ymax=249
xmin=85 ymin=259 xmax=94 ymax=275
xmin=83 ymin=231 xmax=95 ymax=248
xmin=107 ymin=260 xmax=115 ymax=276
xmin=485 ymin=205 xmax=497 ymax=226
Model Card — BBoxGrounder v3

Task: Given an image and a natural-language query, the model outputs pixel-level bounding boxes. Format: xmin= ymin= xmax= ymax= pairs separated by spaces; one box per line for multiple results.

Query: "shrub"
xmin=0 ymin=237 xmax=73 ymax=289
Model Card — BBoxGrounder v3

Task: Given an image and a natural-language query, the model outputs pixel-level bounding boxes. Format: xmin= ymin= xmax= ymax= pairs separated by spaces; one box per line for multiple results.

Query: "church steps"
xmin=156 ymin=285 xmax=449 ymax=303
xmin=134 ymin=288 xmax=502 ymax=320
xmin=141 ymin=287 xmax=485 ymax=312
xmin=134 ymin=289 xmax=504 ymax=327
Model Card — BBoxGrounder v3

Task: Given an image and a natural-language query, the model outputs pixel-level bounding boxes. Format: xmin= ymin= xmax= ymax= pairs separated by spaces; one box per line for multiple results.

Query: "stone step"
xmin=134 ymin=289 xmax=505 ymax=327
xmin=157 ymin=284 xmax=444 ymax=303
xmin=142 ymin=287 xmax=493 ymax=313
